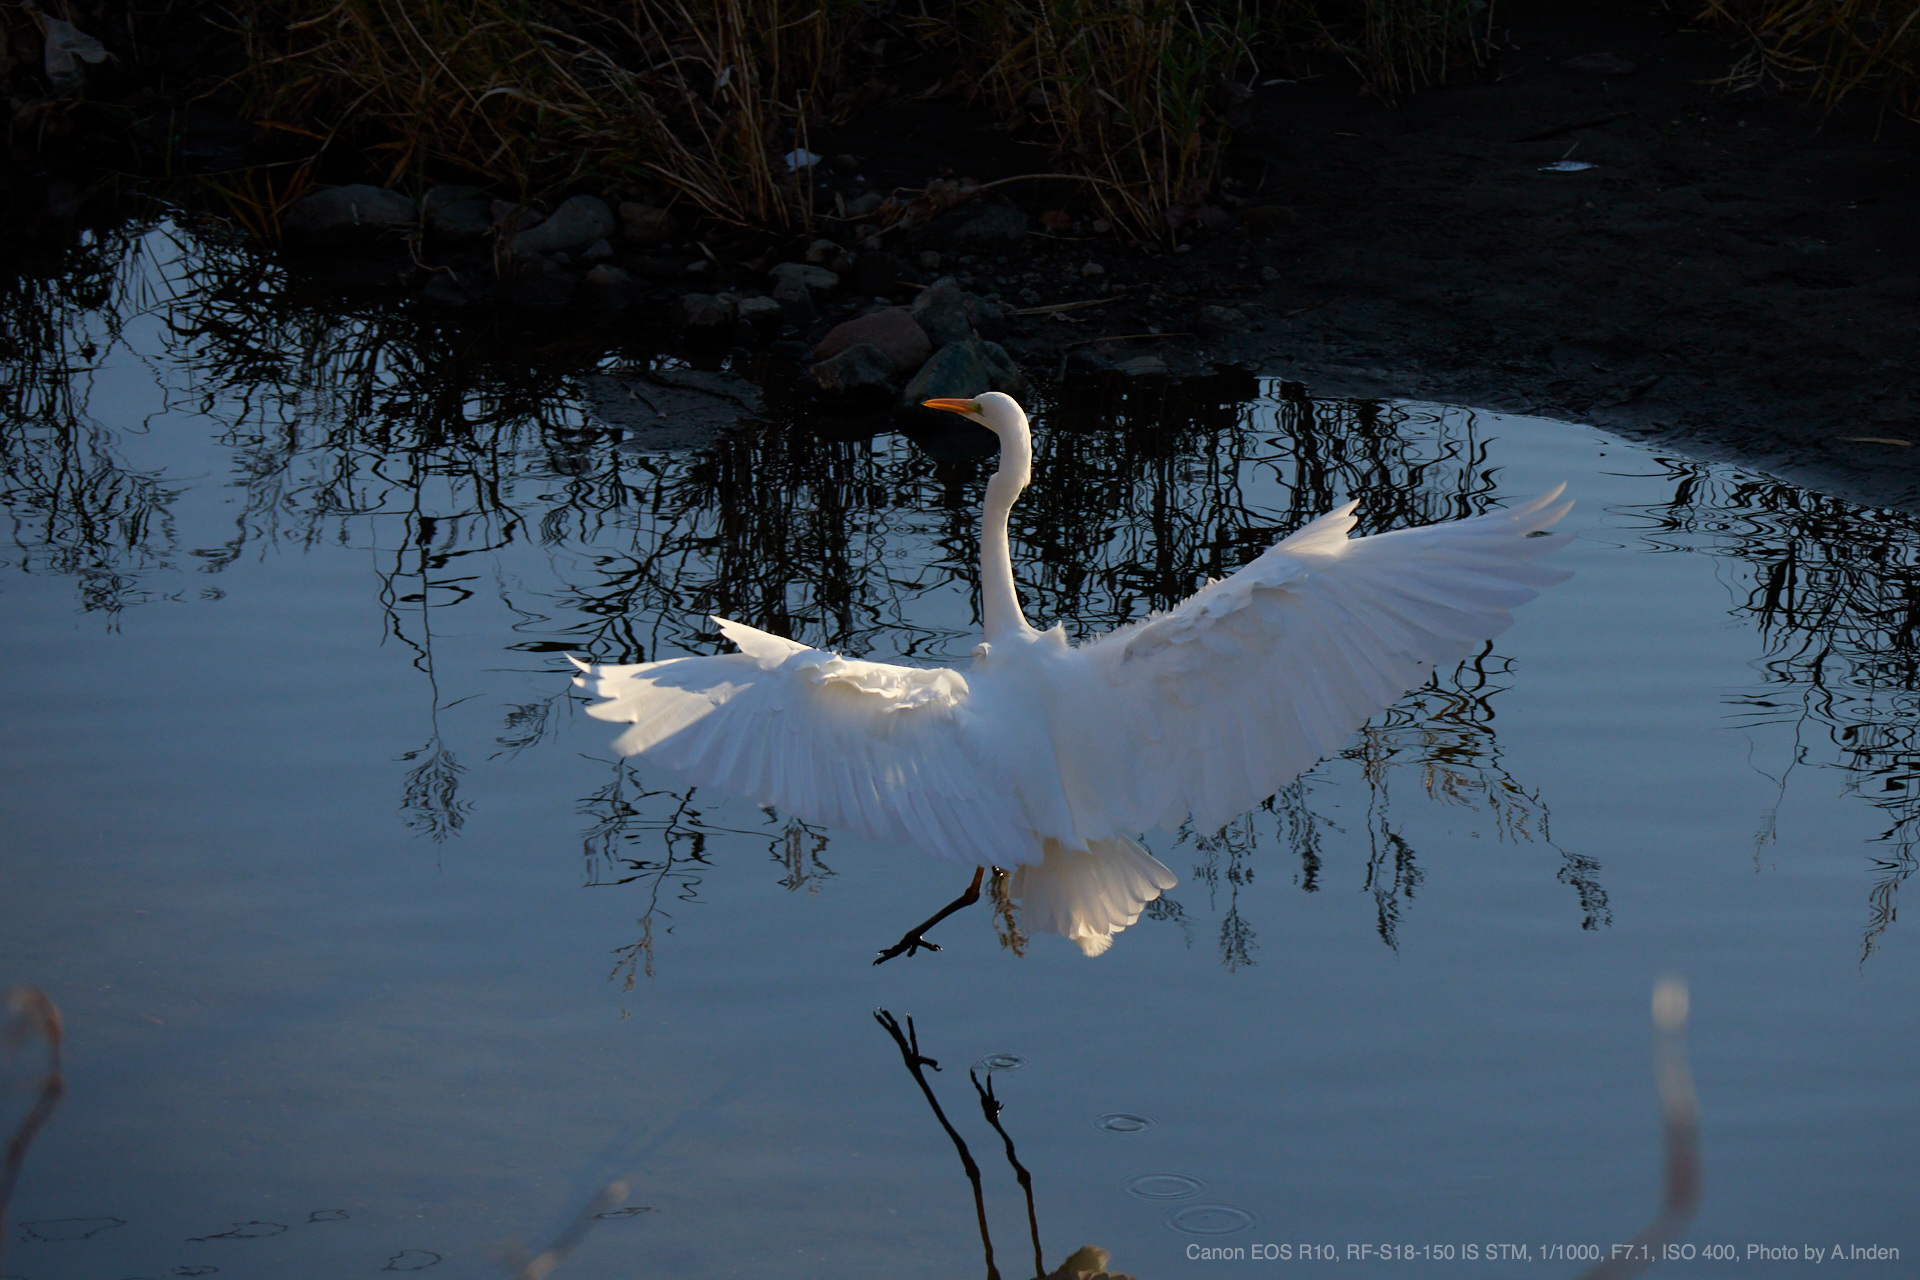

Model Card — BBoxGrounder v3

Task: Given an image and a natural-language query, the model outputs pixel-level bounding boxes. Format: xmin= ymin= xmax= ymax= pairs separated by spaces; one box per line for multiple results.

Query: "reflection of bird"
xmin=572 ymin=393 xmax=1571 ymax=959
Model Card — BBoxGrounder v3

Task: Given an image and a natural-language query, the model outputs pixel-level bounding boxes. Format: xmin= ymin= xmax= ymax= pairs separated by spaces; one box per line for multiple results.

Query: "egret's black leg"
xmin=874 ymin=866 xmax=991 ymax=965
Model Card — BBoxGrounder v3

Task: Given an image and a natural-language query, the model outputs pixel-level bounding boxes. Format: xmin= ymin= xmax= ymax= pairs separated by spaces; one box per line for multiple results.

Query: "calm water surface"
xmin=2 ymin=222 xmax=1915 ymax=1279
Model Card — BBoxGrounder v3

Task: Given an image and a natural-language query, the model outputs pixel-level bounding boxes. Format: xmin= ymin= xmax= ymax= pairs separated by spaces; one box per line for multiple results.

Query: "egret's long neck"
xmin=981 ymin=423 xmax=1034 ymax=644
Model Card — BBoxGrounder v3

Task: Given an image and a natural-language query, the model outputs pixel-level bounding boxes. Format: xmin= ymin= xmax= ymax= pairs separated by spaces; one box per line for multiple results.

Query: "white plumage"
xmin=571 ymin=392 xmax=1570 ymax=956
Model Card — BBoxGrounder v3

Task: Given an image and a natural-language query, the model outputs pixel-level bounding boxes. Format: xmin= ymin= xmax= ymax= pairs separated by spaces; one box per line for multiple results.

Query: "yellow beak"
xmin=921 ymin=398 xmax=980 ymax=415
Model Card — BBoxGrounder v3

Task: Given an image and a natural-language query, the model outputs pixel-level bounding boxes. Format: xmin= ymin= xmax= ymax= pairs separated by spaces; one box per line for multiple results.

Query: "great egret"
xmin=571 ymin=393 xmax=1570 ymax=959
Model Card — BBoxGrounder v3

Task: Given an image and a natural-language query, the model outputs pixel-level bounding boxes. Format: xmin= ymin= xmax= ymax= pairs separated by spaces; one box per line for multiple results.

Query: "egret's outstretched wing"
xmin=1067 ymin=487 xmax=1573 ymax=833
xmin=570 ymin=618 xmax=1028 ymax=865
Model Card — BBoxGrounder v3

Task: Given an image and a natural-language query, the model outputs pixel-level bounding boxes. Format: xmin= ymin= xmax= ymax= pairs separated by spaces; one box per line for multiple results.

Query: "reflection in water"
xmin=1618 ymin=465 xmax=1920 ymax=959
xmin=3 ymin=213 xmax=1914 ymax=960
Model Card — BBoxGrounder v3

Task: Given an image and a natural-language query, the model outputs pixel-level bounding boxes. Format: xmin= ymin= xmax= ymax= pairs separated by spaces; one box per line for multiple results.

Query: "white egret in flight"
xmin=571 ymin=393 xmax=1570 ymax=960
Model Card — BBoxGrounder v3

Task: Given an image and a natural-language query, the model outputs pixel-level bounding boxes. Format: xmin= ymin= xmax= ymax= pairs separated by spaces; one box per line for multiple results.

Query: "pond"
xmin=2 ymin=219 xmax=1914 ymax=1279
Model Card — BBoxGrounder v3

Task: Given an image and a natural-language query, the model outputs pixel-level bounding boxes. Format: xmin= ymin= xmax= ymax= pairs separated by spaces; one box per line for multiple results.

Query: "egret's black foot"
xmin=874 ymin=866 xmax=992 ymax=966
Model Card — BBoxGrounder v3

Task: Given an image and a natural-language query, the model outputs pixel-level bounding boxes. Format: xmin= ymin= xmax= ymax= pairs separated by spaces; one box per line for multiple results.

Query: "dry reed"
xmin=1695 ymin=0 xmax=1920 ymax=120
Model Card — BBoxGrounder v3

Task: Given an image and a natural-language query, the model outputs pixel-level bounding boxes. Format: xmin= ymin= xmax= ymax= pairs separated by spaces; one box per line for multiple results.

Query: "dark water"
xmin=2 ymin=220 xmax=1915 ymax=1280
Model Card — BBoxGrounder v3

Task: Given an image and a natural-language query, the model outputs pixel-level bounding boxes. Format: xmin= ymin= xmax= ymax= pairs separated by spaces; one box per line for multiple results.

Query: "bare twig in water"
xmin=497 ymin=1180 xmax=628 ymax=1280
xmin=1 ymin=988 xmax=66 ymax=1272
xmin=1577 ymin=977 xmax=1701 ymax=1280
xmin=873 ymin=1010 xmax=1001 ymax=1280
xmin=971 ymin=1068 xmax=1043 ymax=1279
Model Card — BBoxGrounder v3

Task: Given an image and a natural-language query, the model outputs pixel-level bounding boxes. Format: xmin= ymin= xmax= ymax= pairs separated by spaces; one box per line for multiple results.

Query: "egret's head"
xmin=922 ymin=391 xmax=1027 ymax=438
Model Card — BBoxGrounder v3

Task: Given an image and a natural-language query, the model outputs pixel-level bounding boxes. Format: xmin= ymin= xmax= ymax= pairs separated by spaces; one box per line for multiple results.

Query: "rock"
xmin=771 ymin=277 xmax=819 ymax=325
xmin=769 ymin=261 xmax=840 ymax=293
xmin=1040 ymin=209 xmax=1072 ymax=230
xmin=1192 ymin=304 xmax=1246 ymax=335
xmin=843 ymin=191 xmax=884 ymax=218
xmin=805 ymin=238 xmax=841 ymax=264
xmin=911 ymin=277 xmax=1007 ymax=345
xmin=1195 ymin=204 xmax=1232 ymax=230
xmin=903 ymin=338 xmax=1027 ymax=403
xmin=512 ymin=195 xmax=616 ymax=255
xmin=1081 ymin=261 xmax=1105 ymax=277
xmin=618 ymin=202 xmax=676 ymax=244
xmin=1259 ymin=264 xmax=1280 ymax=282
xmin=282 ymin=185 xmax=418 ymax=246
xmin=679 ymin=292 xmax=740 ymax=333
xmin=491 ymin=200 xmax=545 ymax=232
xmin=1116 ymin=354 xmax=1167 ymax=376
xmin=813 ymin=307 xmax=933 ymax=371
xmin=737 ymin=295 xmax=785 ymax=331
xmin=1051 ymin=1246 xmax=1112 ymax=1278
xmin=583 ymin=369 xmax=763 ymax=451
xmin=830 ymin=153 xmax=862 ymax=174
xmin=1563 ymin=52 xmax=1637 ymax=75
xmin=420 ymin=273 xmax=470 ymax=307
xmin=44 ymin=177 xmax=86 ymax=218
xmin=423 ymin=185 xmax=489 ymax=242
xmin=583 ymin=238 xmax=614 ymax=262
xmin=582 ymin=264 xmax=638 ymax=307
xmin=809 ymin=343 xmax=897 ymax=397
xmin=1237 ymin=204 xmax=1298 ymax=235
xmin=506 ymin=255 xmax=577 ymax=307
xmin=911 ymin=201 xmax=1030 ymax=249
xmin=851 ymin=250 xmax=905 ymax=296
xmin=917 ymin=250 xmax=943 ymax=271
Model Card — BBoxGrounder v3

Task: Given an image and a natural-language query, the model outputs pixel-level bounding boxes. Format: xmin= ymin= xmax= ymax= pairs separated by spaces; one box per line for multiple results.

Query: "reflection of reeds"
xmin=0 ymin=988 xmax=66 ymax=1274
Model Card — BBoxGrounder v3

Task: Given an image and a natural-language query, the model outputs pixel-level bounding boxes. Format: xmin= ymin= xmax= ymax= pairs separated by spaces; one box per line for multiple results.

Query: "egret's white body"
xmin=571 ymin=393 xmax=1571 ymax=956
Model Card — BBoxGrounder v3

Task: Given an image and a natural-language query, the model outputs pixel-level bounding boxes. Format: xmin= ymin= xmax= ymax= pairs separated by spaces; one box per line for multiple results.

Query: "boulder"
xmin=768 ymin=261 xmax=840 ymax=293
xmin=737 ymin=295 xmax=785 ymax=332
xmin=909 ymin=201 xmax=1028 ymax=250
xmin=492 ymin=200 xmax=546 ymax=232
xmin=771 ymin=276 xmax=820 ymax=325
xmin=582 ymin=239 xmax=615 ymax=262
xmin=506 ymin=255 xmax=577 ymax=307
xmin=582 ymin=264 xmax=639 ymax=307
xmin=679 ymin=292 xmax=740 ymax=333
xmin=812 ymin=307 xmax=932 ymax=372
xmin=809 ymin=343 xmax=897 ymax=398
xmin=911 ymin=277 xmax=1007 ymax=346
xmin=903 ymin=338 xmax=1027 ymax=403
xmin=512 ymin=195 xmax=617 ymax=255
xmin=282 ymin=185 xmax=418 ymax=246
xmin=618 ymin=202 xmax=677 ymax=245
xmin=423 ymin=185 xmax=490 ymax=242
xmin=1191 ymin=304 xmax=1246 ymax=335
xmin=851 ymin=250 xmax=905 ymax=296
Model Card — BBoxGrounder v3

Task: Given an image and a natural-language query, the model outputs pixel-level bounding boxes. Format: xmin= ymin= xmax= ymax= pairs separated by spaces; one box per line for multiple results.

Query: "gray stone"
xmin=582 ymin=369 xmax=763 ymax=452
xmin=843 ymin=191 xmax=884 ymax=218
xmin=421 ymin=273 xmax=471 ymax=307
xmin=809 ymin=343 xmax=897 ymax=397
xmin=423 ymin=185 xmax=489 ymax=242
xmin=491 ymin=200 xmax=545 ymax=232
xmin=917 ymin=250 xmax=942 ymax=271
xmin=512 ymin=195 xmax=617 ymax=255
xmin=1191 ymin=304 xmax=1246 ymax=335
xmin=679 ymin=292 xmax=740 ymax=333
xmin=582 ymin=264 xmax=638 ymax=307
xmin=911 ymin=277 xmax=1007 ymax=346
xmin=737 ymin=295 xmax=785 ymax=331
xmin=768 ymin=261 xmax=840 ymax=293
xmin=1116 ymin=354 xmax=1167 ymax=376
xmin=805 ymin=238 xmax=841 ymax=264
xmin=507 ymin=255 xmax=577 ymax=307
xmin=619 ymin=202 xmax=677 ymax=244
xmin=771 ymin=276 xmax=820 ymax=325
xmin=903 ymin=338 xmax=1027 ymax=403
xmin=583 ymin=238 xmax=614 ymax=262
xmin=812 ymin=307 xmax=933 ymax=372
xmin=910 ymin=201 xmax=1029 ymax=250
xmin=282 ymin=185 xmax=418 ymax=246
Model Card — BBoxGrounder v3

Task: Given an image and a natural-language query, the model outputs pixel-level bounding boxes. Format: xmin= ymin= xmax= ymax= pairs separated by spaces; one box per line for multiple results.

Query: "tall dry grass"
xmin=1695 ymin=0 xmax=1920 ymax=120
xmin=236 ymin=0 xmax=853 ymax=225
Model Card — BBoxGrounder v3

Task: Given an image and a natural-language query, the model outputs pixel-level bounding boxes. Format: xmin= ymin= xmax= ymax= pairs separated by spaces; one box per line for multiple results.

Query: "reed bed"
xmin=1695 ymin=0 xmax=1920 ymax=120
xmin=236 ymin=0 xmax=854 ymax=225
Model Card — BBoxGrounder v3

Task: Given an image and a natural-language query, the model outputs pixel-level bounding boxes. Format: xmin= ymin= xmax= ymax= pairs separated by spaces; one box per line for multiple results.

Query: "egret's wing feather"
xmin=1071 ymin=487 xmax=1572 ymax=832
xmin=570 ymin=618 xmax=1028 ymax=865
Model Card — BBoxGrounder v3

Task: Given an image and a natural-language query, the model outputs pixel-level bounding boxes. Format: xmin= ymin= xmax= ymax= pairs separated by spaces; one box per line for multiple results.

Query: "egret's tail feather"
xmin=1009 ymin=837 xmax=1177 ymax=957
